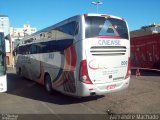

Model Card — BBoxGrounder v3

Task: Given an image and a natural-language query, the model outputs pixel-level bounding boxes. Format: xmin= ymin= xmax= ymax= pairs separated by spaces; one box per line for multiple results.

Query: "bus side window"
xmin=73 ymin=22 xmax=79 ymax=36
xmin=19 ymin=46 xmax=23 ymax=54
xmin=26 ymin=45 xmax=31 ymax=54
xmin=31 ymin=45 xmax=37 ymax=54
xmin=58 ymin=21 xmax=79 ymax=36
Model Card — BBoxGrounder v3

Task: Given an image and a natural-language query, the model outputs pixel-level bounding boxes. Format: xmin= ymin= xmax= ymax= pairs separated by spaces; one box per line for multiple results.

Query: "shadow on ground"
xmin=6 ymin=72 xmax=104 ymax=105
xmin=131 ymin=69 xmax=160 ymax=76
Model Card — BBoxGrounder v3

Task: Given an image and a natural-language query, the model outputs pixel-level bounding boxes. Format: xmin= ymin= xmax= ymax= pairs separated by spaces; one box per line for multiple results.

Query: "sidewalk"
xmin=7 ymin=66 xmax=16 ymax=73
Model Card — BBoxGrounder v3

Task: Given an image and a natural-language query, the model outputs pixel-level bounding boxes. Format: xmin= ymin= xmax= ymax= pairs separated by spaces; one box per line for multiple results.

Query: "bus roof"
xmin=20 ymin=13 xmax=125 ymax=45
xmin=84 ymin=13 xmax=124 ymax=20
xmin=30 ymin=13 xmax=124 ymax=36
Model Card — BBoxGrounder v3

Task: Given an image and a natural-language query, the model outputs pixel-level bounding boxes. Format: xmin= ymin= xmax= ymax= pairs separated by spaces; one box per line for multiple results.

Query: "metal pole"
xmin=91 ymin=1 xmax=103 ymax=13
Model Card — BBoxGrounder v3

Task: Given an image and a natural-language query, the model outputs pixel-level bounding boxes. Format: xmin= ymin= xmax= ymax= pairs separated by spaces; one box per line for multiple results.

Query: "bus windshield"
xmin=0 ymin=33 xmax=6 ymax=75
xmin=0 ymin=52 xmax=6 ymax=75
xmin=85 ymin=16 xmax=129 ymax=39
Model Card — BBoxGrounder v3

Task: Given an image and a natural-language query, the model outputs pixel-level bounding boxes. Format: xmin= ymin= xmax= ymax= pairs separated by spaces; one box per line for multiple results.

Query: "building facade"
xmin=10 ymin=24 xmax=37 ymax=67
xmin=1 ymin=13 xmax=37 ymax=67
xmin=0 ymin=14 xmax=10 ymax=36
xmin=10 ymin=24 xmax=37 ymax=49
xmin=130 ymin=24 xmax=160 ymax=38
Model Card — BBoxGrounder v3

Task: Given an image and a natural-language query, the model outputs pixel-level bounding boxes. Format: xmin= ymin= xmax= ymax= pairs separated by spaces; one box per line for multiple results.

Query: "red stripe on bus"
xmin=70 ymin=45 xmax=77 ymax=71
xmin=65 ymin=47 xmax=71 ymax=70
xmin=54 ymin=46 xmax=77 ymax=88
xmin=53 ymin=48 xmax=71 ymax=87
xmin=96 ymin=36 xmax=121 ymax=39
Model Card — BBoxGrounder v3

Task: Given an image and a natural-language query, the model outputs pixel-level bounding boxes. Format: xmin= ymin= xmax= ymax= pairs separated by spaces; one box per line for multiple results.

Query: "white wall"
xmin=5 ymin=39 xmax=10 ymax=52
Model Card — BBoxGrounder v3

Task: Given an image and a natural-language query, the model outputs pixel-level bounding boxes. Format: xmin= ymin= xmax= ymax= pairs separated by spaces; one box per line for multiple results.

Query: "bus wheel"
xmin=45 ymin=75 xmax=53 ymax=94
xmin=17 ymin=68 xmax=22 ymax=76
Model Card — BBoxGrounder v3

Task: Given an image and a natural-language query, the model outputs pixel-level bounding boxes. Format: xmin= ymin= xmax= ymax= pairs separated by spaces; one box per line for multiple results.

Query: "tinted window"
xmin=0 ymin=52 xmax=6 ymax=75
xmin=17 ymin=39 xmax=73 ymax=55
xmin=0 ymin=34 xmax=2 ymax=46
xmin=85 ymin=16 xmax=128 ymax=39
xmin=58 ymin=21 xmax=79 ymax=36
xmin=0 ymin=32 xmax=4 ymax=46
xmin=0 ymin=33 xmax=6 ymax=75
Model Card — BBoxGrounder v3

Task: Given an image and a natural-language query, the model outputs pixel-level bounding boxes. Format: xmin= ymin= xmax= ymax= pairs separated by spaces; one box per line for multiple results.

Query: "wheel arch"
xmin=44 ymin=72 xmax=51 ymax=84
xmin=44 ymin=72 xmax=53 ymax=93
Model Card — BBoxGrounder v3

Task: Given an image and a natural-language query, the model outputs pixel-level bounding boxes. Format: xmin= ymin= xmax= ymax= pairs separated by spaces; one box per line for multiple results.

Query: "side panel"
xmin=0 ymin=75 xmax=7 ymax=92
xmin=131 ymin=33 xmax=160 ymax=70
xmin=51 ymin=17 xmax=81 ymax=96
xmin=0 ymin=32 xmax=7 ymax=92
xmin=51 ymin=46 xmax=77 ymax=93
xmin=15 ymin=16 xmax=82 ymax=97
xmin=131 ymin=37 xmax=146 ymax=67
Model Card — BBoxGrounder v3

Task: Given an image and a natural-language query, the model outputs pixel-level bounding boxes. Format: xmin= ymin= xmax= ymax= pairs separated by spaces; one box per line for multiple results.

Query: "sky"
xmin=0 ymin=0 xmax=160 ymax=31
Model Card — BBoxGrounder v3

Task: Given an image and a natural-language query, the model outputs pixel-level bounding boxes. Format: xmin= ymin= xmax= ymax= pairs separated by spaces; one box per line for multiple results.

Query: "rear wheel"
xmin=17 ymin=68 xmax=23 ymax=78
xmin=45 ymin=75 xmax=53 ymax=94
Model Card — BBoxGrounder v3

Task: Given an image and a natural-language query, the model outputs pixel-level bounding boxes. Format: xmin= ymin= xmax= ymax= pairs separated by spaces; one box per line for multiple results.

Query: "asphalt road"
xmin=0 ymin=68 xmax=160 ymax=120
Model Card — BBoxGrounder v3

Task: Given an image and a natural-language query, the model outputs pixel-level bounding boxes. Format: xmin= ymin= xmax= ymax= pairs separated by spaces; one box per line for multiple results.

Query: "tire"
xmin=17 ymin=68 xmax=22 ymax=77
xmin=45 ymin=75 xmax=53 ymax=94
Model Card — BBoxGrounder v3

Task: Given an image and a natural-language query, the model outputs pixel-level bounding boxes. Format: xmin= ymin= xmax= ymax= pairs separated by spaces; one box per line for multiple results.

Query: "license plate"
xmin=106 ymin=84 xmax=116 ymax=90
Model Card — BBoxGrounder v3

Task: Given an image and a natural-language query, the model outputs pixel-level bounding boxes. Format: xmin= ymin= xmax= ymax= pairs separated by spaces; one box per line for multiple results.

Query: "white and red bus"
xmin=15 ymin=13 xmax=130 ymax=97
xmin=0 ymin=32 xmax=7 ymax=92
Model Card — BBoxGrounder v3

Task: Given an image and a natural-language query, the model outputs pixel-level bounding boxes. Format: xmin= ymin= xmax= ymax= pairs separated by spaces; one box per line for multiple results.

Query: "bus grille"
xmin=90 ymin=46 xmax=127 ymax=56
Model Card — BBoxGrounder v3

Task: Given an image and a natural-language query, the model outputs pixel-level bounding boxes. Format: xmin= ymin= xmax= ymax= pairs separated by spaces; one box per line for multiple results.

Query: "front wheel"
xmin=44 ymin=75 xmax=53 ymax=94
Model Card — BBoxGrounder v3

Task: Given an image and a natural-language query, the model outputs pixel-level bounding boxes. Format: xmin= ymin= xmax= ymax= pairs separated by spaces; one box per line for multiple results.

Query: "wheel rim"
xmin=45 ymin=76 xmax=52 ymax=92
xmin=46 ymin=81 xmax=51 ymax=92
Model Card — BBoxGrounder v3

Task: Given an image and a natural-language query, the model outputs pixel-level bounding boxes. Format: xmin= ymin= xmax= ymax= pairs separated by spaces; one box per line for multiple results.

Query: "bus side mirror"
xmin=13 ymin=52 xmax=15 ymax=56
xmin=4 ymin=34 xmax=11 ymax=40
xmin=12 ymin=49 xmax=16 ymax=56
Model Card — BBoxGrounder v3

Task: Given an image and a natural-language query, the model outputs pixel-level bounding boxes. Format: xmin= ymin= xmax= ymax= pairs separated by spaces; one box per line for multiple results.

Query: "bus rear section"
xmin=77 ymin=14 xmax=131 ymax=97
